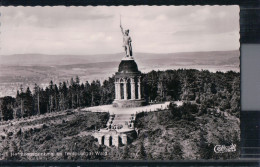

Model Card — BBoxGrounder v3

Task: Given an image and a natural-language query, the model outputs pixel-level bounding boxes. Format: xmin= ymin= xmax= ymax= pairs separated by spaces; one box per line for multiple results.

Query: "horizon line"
xmin=0 ymin=49 xmax=239 ymax=57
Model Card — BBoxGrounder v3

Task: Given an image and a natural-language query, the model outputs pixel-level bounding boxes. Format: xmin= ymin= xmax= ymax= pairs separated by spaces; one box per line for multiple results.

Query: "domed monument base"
xmin=113 ymin=56 xmax=146 ymax=108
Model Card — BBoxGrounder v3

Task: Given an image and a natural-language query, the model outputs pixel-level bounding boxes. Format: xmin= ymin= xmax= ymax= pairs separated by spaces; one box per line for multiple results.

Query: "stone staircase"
xmin=107 ymin=114 xmax=135 ymax=131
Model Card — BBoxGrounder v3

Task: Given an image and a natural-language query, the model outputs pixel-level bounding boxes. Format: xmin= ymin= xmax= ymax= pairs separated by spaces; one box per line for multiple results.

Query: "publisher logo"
xmin=214 ymin=144 xmax=236 ymax=153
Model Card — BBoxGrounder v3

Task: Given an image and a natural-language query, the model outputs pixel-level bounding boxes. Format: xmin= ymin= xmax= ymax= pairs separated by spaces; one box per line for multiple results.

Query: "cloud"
xmin=2 ymin=7 xmax=113 ymax=28
xmin=0 ymin=6 xmax=239 ymax=55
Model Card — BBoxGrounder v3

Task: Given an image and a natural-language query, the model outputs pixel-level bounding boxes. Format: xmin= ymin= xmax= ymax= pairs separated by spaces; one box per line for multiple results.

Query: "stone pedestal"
xmin=113 ymin=99 xmax=146 ymax=108
xmin=113 ymin=57 xmax=146 ymax=108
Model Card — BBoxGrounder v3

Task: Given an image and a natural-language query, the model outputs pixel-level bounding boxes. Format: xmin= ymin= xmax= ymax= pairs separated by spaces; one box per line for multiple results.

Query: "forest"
xmin=0 ymin=69 xmax=240 ymax=121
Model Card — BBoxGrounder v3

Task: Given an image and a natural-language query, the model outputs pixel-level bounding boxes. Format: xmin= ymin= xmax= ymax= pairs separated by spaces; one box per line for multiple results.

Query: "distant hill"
xmin=0 ymin=50 xmax=239 ymax=67
xmin=0 ymin=53 xmax=121 ymax=66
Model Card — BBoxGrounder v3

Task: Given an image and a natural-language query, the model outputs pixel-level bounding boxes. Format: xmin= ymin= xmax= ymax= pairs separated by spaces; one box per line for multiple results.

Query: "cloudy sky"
xmin=0 ymin=6 xmax=239 ymax=55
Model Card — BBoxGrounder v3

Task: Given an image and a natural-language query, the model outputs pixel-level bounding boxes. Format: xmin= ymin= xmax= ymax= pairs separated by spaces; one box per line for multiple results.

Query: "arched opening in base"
xmin=101 ymin=136 xmax=105 ymax=145
xmin=109 ymin=136 xmax=113 ymax=146
xmin=120 ymin=83 xmax=124 ymax=99
xmin=127 ymin=79 xmax=131 ymax=99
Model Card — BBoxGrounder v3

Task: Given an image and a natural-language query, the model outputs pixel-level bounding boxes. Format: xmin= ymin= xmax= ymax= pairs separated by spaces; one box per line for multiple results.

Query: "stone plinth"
xmin=113 ymin=99 xmax=146 ymax=108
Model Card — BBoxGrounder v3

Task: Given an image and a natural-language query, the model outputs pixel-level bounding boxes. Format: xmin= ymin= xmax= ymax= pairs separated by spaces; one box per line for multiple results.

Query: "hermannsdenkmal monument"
xmin=92 ymin=22 xmax=149 ymax=147
xmin=112 ymin=23 xmax=146 ymax=108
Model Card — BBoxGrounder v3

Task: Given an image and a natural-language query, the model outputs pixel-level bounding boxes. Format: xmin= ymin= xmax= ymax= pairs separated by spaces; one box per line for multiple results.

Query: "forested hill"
xmin=128 ymin=103 xmax=240 ymax=160
xmin=0 ymin=69 xmax=239 ymax=121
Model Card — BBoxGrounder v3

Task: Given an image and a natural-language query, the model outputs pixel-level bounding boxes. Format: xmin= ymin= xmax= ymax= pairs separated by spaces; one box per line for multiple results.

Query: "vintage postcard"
xmin=0 ymin=6 xmax=240 ymax=160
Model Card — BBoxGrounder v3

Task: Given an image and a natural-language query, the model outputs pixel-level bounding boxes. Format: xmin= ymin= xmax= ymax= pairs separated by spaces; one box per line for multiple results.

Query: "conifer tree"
xmin=23 ymin=87 xmax=34 ymax=117
xmin=137 ymin=141 xmax=146 ymax=160
xmin=122 ymin=145 xmax=129 ymax=159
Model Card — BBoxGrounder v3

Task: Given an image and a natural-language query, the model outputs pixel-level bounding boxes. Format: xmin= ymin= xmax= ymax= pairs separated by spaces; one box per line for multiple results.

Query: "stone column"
xmin=130 ymin=78 xmax=136 ymax=100
xmin=121 ymin=134 xmax=127 ymax=145
xmin=112 ymin=134 xmax=119 ymax=147
xmin=118 ymin=81 xmax=121 ymax=100
xmin=117 ymin=82 xmax=121 ymax=100
xmin=123 ymin=79 xmax=127 ymax=100
xmin=115 ymin=81 xmax=118 ymax=99
xmin=138 ymin=77 xmax=141 ymax=99
xmin=104 ymin=135 xmax=110 ymax=147
xmin=97 ymin=135 xmax=103 ymax=145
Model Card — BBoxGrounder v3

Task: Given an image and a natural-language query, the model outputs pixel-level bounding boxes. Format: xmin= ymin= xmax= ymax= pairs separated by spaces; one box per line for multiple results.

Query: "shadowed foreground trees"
xmin=134 ymin=102 xmax=240 ymax=160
